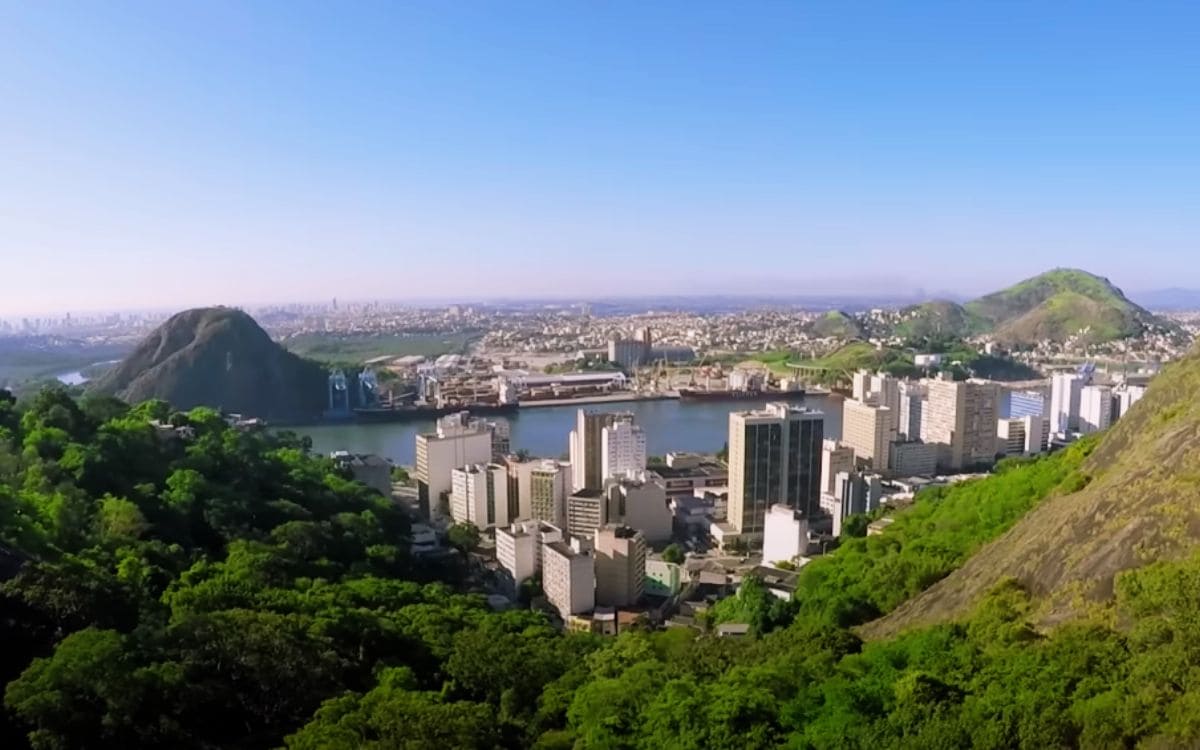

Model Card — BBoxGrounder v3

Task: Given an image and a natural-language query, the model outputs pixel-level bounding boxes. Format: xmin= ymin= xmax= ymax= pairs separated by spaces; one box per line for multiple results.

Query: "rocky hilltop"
xmin=90 ymin=307 xmax=329 ymax=420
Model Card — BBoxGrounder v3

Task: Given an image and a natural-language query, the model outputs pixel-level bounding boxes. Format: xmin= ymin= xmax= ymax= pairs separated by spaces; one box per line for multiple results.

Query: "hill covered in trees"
xmin=6 ymin=372 xmax=1200 ymax=747
xmin=884 ymin=268 xmax=1181 ymax=346
xmin=90 ymin=307 xmax=329 ymax=421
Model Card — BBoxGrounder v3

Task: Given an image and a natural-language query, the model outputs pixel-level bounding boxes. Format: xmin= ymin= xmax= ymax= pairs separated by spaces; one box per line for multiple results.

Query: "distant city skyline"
xmin=3 ymin=2 xmax=1199 ymax=316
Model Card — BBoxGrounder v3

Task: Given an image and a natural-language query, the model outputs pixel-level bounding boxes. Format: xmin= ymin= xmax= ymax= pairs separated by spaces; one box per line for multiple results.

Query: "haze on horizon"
xmin=2 ymin=2 xmax=1198 ymax=317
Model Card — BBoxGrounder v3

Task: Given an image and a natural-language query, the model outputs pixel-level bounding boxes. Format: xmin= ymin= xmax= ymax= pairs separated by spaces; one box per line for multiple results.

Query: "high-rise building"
xmin=566 ymin=489 xmax=607 ymax=539
xmin=1050 ymin=372 xmax=1086 ymax=435
xmin=569 ymin=410 xmax=634 ymax=491
xmin=820 ymin=440 xmax=856 ymax=495
xmin=727 ymin=403 xmax=824 ymax=540
xmin=897 ymin=382 xmax=928 ymax=440
xmin=543 ymin=538 xmax=595 ymax=618
xmin=1079 ymin=384 xmax=1114 ymax=434
xmin=1115 ymin=384 xmax=1147 ymax=419
xmin=842 ymin=400 xmax=895 ymax=473
xmin=415 ymin=412 xmax=494 ymax=518
xmin=496 ymin=520 xmax=563 ymax=593
xmin=852 ymin=371 xmax=872 ymax=402
xmin=601 ymin=420 xmax=647 ymax=481
xmin=870 ymin=373 xmax=902 ymax=432
xmin=922 ymin=378 xmax=1001 ymax=471
xmin=763 ymin=504 xmax=809 ymax=566
xmin=469 ymin=416 xmax=511 ymax=461
xmin=593 ymin=525 xmax=646 ymax=608
xmin=832 ymin=470 xmax=882 ymax=536
xmin=449 ymin=463 xmax=510 ymax=528
xmin=522 ymin=459 xmax=570 ymax=527
xmin=604 ymin=474 xmax=673 ymax=543
xmin=997 ymin=416 xmax=1047 ymax=456
xmin=888 ymin=440 xmax=938 ymax=476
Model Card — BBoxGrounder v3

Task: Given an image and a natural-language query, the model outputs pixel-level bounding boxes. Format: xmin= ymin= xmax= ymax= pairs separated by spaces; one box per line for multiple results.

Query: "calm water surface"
xmin=292 ymin=394 xmax=843 ymax=465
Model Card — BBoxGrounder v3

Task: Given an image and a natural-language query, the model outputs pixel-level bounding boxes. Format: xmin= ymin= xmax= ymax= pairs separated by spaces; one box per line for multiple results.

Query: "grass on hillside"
xmin=281 ymin=331 xmax=482 ymax=363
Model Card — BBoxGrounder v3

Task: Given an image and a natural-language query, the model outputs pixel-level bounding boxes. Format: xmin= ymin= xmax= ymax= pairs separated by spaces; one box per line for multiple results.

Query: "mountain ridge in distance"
xmin=90 ymin=307 xmax=329 ymax=421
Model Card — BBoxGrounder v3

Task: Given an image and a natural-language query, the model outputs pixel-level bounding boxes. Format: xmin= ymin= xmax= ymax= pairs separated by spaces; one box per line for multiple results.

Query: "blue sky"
xmin=1 ymin=1 xmax=1197 ymax=314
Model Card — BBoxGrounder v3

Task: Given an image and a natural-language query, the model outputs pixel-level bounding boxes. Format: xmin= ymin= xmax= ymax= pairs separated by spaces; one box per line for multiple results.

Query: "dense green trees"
xmin=7 ymin=387 xmax=1200 ymax=748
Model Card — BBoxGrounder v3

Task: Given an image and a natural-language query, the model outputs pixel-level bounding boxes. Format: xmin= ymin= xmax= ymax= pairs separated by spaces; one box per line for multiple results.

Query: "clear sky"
xmin=1 ymin=1 xmax=1198 ymax=314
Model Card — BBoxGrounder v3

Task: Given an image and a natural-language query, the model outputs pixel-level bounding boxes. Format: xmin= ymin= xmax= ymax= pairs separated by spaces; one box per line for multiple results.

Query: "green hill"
xmin=807 ymin=310 xmax=865 ymax=339
xmin=891 ymin=300 xmax=990 ymax=340
xmin=864 ymin=340 xmax=1200 ymax=638
xmin=90 ymin=307 xmax=330 ymax=421
xmin=965 ymin=268 xmax=1173 ymax=344
xmin=886 ymin=269 xmax=1182 ymax=346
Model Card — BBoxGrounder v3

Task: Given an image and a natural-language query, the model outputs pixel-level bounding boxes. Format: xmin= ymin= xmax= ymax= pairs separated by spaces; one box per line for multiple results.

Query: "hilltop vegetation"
xmin=881 ymin=269 xmax=1180 ymax=346
xmin=806 ymin=311 xmax=865 ymax=340
xmin=7 ymin=350 xmax=1200 ymax=748
xmin=867 ymin=340 xmax=1200 ymax=637
xmin=91 ymin=308 xmax=330 ymax=421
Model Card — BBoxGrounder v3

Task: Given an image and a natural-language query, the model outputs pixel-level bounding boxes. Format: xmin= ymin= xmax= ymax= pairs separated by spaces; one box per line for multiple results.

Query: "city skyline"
xmin=3 ymin=2 xmax=1199 ymax=315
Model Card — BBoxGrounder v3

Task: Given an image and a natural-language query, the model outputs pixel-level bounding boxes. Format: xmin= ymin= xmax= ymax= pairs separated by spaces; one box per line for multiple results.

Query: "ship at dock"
xmin=677 ymin=388 xmax=807 ymax=403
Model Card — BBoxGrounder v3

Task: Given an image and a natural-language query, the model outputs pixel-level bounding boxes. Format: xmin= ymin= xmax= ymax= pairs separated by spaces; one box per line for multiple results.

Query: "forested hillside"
xmin=5 ymin=386 xmax=1200 ymax=748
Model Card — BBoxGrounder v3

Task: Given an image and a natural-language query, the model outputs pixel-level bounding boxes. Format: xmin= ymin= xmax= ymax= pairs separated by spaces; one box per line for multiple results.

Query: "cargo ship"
xmin=351 ymin=402 xmax=519 ymax=423
xmin=677 ymin=388 xmax=807 ymax=403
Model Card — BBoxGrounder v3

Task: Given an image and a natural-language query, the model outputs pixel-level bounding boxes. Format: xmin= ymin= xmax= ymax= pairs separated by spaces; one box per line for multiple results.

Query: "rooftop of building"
xmin=650 ymin=462 xmax=727 ymax=480
xmin=569 ymin=488 xmax=606 ymax=499
xmin=545 ymin=540 xmax=588 ymax=558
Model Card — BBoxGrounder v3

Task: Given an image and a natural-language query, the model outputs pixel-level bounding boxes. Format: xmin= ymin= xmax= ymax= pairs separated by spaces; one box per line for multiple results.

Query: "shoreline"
xmin=518 ymin=392 xmax=677 ymax=409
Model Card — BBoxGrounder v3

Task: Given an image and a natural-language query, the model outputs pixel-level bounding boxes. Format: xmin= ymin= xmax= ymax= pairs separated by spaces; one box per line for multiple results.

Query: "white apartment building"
xmin=897 ymin=382 xmax=928 ymax=440
xmin=763 ymin=504 xmax=809 ymax=567
xmin=842 ymin=399 xmax=894 ymax=473
xmin=1050 ymin=372 xmax=1086 ymax=435
xmin=415 ymin=412 xmax=494 ymax=518
xmin=449 ymin=463 xmax=511 ymax=529
xmin=569 ymin=410 xmax=634 ymax=491
xmin=1115 ymin=384 xmax=1147 ymax=419
xmin=543 ymin=538 xmax=595 ymax=618
xmin=1079 ymin=384 xmax=1114 ymax=434
xmin=997 ymin=415 xmax=1048 ymax=456
xmin=516 ymin=459 xmax=570 ymax=527
xmin=601 ymin=420 xmax=647 ymax=481
xmin=496 ymin=520 xmax=563 ymax=592
xmin=820 ymin=440 xmax=856 ymax=495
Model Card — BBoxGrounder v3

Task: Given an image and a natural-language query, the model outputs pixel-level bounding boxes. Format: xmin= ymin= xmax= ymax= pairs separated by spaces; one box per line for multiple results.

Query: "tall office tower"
xmin=842 ymin=400 xmax=895 ymax=473
xmin=820 ymin=439 xmax=856 ymax=495
xmin=569 ymin=410 xmax=634 ymax=491
xmin=543 ymin=538 xmax=595 ymax=619
xmin=495 ymin=520 xmax=564 ymax=593
xmin=923 ymin=378 xmax=1001 ymax=471
xmin=414 ymin=412 xmax=494 ymax=518
xmin=593 ymin=525 xmax=646 ymax=608
xmin=727 ymin=403 xmax=825 ymax=540
xmin=897 ymin=382 xmax=928 ymax=440
xmin=601 ymin=420 xmax=647 ymax=481
xmin=870 ymin=373 xmax=902 ymax=432
xmin=521 ymin=459 xmax=570 ymax=527
xmin=449 ymin=463 xmax=510 ymax=528
xmin=1050 ymin=372 xmax=1086 ymax=435
xmin=1079 ymin=384 xmax=1115 ymax=434
xmin=1008 ymin=389 xmax=1047 ymax=420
